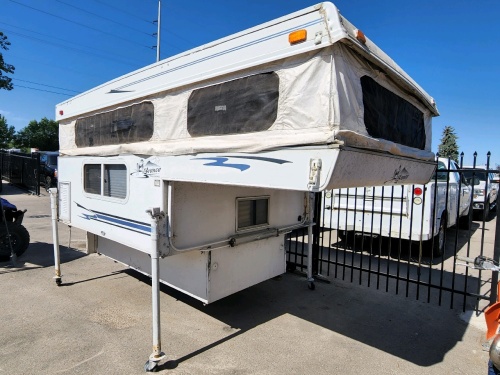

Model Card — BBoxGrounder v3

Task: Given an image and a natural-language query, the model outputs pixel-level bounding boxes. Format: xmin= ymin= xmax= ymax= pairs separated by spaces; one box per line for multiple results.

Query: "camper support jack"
xmin=49 ymin=188 xmax=62 ymax=286
xmin=307 ymin=192 xmax=315 ymax=290
xmin=144 ymin=207 xmax=166 ymax=372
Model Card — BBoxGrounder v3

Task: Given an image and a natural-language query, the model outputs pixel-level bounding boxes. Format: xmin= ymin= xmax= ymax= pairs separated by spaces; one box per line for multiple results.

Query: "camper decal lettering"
xmin=192 ymin=155 xmax=291 ymax=171
xmin=76 ymin=203 xmax=151 ymax=235
xmin=385 ymin=166 xmax=410 ymax=184
xmin=131 ymin=159 xmax=161 ymax=178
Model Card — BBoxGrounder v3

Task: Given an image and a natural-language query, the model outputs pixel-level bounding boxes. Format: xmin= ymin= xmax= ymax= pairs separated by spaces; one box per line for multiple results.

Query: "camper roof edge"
xmin=55 ymin=2 xmax=437 ymax=122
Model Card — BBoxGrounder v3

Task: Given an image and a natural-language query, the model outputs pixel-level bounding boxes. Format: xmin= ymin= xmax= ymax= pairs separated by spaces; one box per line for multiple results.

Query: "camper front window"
xmin=84 ymin=163 xmax=127 ymax=199
xmin=84 ymin=164 xmax=101 ymax=194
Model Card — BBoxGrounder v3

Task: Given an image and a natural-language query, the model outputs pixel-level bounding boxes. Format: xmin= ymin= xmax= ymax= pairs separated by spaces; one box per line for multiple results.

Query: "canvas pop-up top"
xmin=52 ymin=2 xmax=439 ymax=369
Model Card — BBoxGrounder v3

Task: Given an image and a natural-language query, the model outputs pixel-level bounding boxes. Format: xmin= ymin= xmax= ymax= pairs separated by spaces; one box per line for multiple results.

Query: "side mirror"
xmin=461 ymin=174 xmax=469 ymax=185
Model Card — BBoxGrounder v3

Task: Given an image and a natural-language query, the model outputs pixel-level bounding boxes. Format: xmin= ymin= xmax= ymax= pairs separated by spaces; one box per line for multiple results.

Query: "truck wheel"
xmin=460 ymin=206 xmax=473 ymax=230
xmin=426 ymin=214 xmax=446 ymax=258
xmin=0 ymin=224 xmax=30 ymax=261
xmin=434 ymin=217 xmax=446 ymax=257
xmin=45 ymin=176 xmax=52 ymax=191
xmin=483 ymin=200 xmax=490 ymax=220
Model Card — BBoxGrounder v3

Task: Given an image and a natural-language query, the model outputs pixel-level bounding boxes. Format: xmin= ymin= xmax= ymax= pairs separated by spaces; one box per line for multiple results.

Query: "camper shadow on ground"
xmin=129 ymin=267 xmax=471 ymax=370
xmin=0 ymin=242 xmax=86 ymax=272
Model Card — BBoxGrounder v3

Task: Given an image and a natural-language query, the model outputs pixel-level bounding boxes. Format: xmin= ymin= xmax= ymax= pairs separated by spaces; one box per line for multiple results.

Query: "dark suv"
xmin=39 ymin=151 xmax=59 ymax=190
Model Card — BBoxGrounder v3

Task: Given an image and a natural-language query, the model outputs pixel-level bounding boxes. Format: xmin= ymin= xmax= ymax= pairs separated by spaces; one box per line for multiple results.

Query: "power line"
xmin=0 ymin=21 xmax=142 ymax=67
xmin=14 ymin=84 xmax=74 ymax=96
xmin=90 ymin=0 xmax=154 ymax=25
xmin=55 ymin=0 xmax=155 ymax=38
xmin=90 ymin=0 xmax=193 ymax=51
xmin=2 ymin=27 xmax=141 ymax=68
xmin=12 ymin=78 xmax=80 ymax=94
xmin=7 ymin=52 xmax=105 ymax=81
xmin=8 ymin=0 xmax=152 ymax=50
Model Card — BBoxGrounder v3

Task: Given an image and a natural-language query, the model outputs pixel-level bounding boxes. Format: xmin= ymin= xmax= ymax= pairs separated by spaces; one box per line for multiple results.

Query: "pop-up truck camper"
xmin=53 ymin=2 xmax=439 ymax=370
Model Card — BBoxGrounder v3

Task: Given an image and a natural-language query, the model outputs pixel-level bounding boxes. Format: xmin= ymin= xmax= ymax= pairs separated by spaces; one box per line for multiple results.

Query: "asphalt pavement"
xmin=0 ymin=182 xmax=495 ymax=374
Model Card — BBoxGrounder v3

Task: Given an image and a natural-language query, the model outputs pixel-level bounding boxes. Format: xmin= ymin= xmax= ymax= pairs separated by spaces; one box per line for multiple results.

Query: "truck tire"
xmin=0 ymin=223 xmax=30 ymax=261
xmin=338 ymin=230 xmax=354 ymax=244
xmin=426 ymin=214 xmax=446 ymax=258
xmin=45 ymin=176 xmax=52 ymax=192
xmin=459 ymin=205 xmax=473 ymax=230
xmin=483 ymin=199 xmax=490 ymax=220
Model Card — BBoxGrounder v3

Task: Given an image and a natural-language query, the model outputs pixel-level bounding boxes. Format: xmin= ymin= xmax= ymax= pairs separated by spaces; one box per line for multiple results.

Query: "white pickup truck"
xmin=462 ymin=167 xmax=499 ymax=219
xmin=323 ymin=158 xmax=472 ymax=257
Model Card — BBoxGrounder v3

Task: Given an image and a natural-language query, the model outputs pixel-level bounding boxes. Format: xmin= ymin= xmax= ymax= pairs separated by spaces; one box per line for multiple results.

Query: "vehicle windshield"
xmin=462 ymin=170 xmax=487 ymax=184
xmin=46 ymin=155 xmax=58 ymax=166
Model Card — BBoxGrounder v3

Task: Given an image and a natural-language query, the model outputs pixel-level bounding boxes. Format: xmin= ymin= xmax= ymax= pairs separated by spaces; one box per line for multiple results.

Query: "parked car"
xmin=462 ymin=166 xmax=499 ymax=219
xmin=39 ymin=151 xmax=59 ymax=191
xmin=323 ymin=158 xmax=473 ymax=257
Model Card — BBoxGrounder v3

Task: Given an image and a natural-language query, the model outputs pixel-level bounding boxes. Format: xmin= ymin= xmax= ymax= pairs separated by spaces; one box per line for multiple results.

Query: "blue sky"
xmin=0 ymin=0 xmax=498 ymax=167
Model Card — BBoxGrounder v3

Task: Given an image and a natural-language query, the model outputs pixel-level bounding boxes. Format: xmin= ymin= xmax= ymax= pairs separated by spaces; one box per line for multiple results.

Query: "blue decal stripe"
xmin=76 ymin=202 xmax=151 ymax=235
xmin=95 ymin=214 xmax=151 ymax=233
xmin=219 ymin=155 xmax=291 ymax=164
xmin=194 ymin=157 xmax=250 ymax=171
xmin=91 ymin=218 xmax=151 ymax=236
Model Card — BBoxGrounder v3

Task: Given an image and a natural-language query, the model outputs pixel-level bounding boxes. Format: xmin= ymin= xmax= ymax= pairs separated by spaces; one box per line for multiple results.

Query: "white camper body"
xmin=55 ymin=2 xmax=439 ymax=305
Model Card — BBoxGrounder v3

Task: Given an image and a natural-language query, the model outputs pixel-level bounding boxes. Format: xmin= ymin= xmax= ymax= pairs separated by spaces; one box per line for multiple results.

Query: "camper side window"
xmin=187 ymin=73 xmax=279 ymax=137
xmin=75 ymin=102 xmax=154 ymax=147
xmin=237 ymin=197 xmax=269 ymax=231
xmin=84 ymin=163 xmax=127 ymax=199
xmin=361 ymin=76 xmax=426 ymax=150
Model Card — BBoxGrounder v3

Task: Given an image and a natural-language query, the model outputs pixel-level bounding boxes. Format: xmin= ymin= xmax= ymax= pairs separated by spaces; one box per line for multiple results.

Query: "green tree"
xmin=0 ymin=114 xmax=16 ymax=149
xmin=0 ymin=32 xmax=15 ymax=90
xmin=14 ymin=118 xmax=59 ymax=151
xmin=437 ymin=125 xmax=459 ymax=162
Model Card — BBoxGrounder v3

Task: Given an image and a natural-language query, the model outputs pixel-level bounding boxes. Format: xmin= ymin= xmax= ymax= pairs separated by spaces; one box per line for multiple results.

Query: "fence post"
xmin=35 ymin=152 xmax=41 ymax=196
xmin=490 ymin=185 xmax=500 ymax=304
xmin=312 ymin=192 xmax=322 ymax=275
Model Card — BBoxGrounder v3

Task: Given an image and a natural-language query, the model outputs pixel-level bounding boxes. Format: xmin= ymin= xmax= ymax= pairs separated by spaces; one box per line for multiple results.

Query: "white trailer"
xmin=53 ymin=2 xmax=439 ymax=370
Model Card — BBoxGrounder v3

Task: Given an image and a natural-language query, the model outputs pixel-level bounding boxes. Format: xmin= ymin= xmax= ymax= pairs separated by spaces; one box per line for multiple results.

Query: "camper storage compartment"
xmin=95 ymin=182 xmax=305 ymax=304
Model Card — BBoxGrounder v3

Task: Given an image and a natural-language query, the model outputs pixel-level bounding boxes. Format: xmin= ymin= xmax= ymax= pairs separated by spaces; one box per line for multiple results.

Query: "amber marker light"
xmin=289 ymin=29 xmax=307 ymax=45
xmin=355 ymin=29 xmax=366 ymax=44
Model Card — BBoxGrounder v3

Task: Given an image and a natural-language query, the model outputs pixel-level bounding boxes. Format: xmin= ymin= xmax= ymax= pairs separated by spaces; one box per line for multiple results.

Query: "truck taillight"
xmin=413 ymin=186 xmax=423 ymax=205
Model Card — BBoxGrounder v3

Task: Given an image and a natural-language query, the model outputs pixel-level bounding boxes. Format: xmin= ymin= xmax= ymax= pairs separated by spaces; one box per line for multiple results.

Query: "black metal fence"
xmin=286 ymin=152 xmax=499 ymax=313
xmin=0 ymin=151 xmax=40 ymax=195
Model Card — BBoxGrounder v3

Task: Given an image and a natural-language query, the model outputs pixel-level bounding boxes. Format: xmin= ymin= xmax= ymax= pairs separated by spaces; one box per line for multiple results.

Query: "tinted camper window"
xmin=187 ymin=73 xmax=279 ymax=136
xmin=361 ymin=76 xmax=426 ymax=150
xmin=84 ymin=163 xmax=127 ymax=199
xmin=84 ymin=164 xmax=102 ymax=194
xmin=75 ymin=102 xmax=154 ymax=147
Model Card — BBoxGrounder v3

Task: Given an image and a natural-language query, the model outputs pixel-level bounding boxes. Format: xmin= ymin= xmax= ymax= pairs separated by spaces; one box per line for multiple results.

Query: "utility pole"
xmin=156 ymin=0 xmax=161 ymax=62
